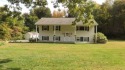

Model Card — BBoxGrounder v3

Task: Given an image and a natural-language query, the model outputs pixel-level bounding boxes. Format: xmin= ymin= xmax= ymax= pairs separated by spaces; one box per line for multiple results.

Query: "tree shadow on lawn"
xmin=0 ymin=58 xmax=21 ymax=70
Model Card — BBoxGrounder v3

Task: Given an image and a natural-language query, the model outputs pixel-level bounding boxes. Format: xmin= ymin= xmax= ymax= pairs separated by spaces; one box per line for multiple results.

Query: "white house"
xmin=35 ymin=18 xmax=98 ymax=43
xmin=25 ymin=32 xmax=39 ymax=40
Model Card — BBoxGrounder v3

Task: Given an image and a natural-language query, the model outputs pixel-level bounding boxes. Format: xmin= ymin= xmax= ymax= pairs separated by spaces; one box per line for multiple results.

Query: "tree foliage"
xmin=0 ymin=23 xmax=11 ymax=40
xmin=0 ymin=6 xmax=28 ymax=40
xmin=23 ymin=7 xmax=51 ymax=31
xmin=96 ymin=32 xmax=108 ymax=44
xmin=23 ymin=13 xmax=38 ymax=31
xmin=54 ymin=0 xmax=96 ymax=25
xmin=30 ymin=7 xmax=51 ymax=19
xmin=52 ymin=10 xmax=66 ymax=18
xmin=7 ymin=0 xmax=47 ymax=8
xmin=94 ymin=0 xmax=125 ymax=39
xmin=7 ymin=0 xmax=96 ymax=25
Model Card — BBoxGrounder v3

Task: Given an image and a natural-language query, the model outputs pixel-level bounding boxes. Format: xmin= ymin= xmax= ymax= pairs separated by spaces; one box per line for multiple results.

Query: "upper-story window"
xmin=42 ymin=25 xmax=49 ymax=31
xmin=77 ymin=26 xmax=89 ymax=31
xmin=53 ymin=26 xmax=61 ymax=31
xmin=85 ymin=26 xmax=89 ymax=31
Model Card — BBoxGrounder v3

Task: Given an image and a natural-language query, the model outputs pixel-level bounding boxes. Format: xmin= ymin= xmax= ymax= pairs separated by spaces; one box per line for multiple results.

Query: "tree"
xmin=0 ymin=23 xmax=11 ymax=40
xmin=0 ymin=6 xmax=28 ymax=40
xmin=23 ymin=7 xmax=51 ymax=31
xmin=110 ymin=0 xmax=125 ymax=37
xmin=7 ymin=0 xmax=96 ymax=25
xmin=93 ymin=1 xmax=112 ymax=34
xmin=7 ymin=0 xmax=47 ymax=8
xmin=30 ymin=7 xmax=51 ymax=19
xmin=54 ymin=0 xmax=96 ymax=25
xmin=52 ymin=10 xmax=66 ymax=18
xmin=93 ymin=0 xmax=125 ymax=39
xmin=23 ymin=13 xmax=38 ymax=31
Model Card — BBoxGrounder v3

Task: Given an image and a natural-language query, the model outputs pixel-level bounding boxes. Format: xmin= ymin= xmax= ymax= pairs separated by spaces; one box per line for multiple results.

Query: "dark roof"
xmin=35 ymin=18 xmax=98 ymax=25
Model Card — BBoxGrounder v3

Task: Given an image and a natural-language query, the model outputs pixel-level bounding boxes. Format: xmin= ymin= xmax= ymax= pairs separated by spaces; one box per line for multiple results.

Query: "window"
xmin=77 ymin=26 xmax=89 ymax=31
xmin=42 ymin=25 xmax=49 ymax=31
xmin=84 ymin=37 xmax=89 ymax=42
xmin=85 ymin=27 xmax=89 ymax=31
xmin=76 ymin=37 xmax=89 ymax=42
xmin=53 ymin=26 xmax=61 ymax=31
xmin=80 ymin=37 xmax=83 ymax=41
xmin=76 ymin=37 xmax=80 ymax=41
xmin=53 ymin=36 xmax=60 ymax=41
xmin=64 ymin=33 xmax=72 ymax=37
xmin=77 ymin=26 xmax=84 ymax=31
xmin=42 ymin=36 xmax=49 ymax=41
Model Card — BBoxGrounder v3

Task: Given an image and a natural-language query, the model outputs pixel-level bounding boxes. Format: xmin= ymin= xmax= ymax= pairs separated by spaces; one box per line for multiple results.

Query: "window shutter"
xmin=59 ymin=26 xmax=61 ymax=31
xmin=48 ymin=36 xmax=49 ymax=41
xmin=59 ymin=37 xmax=60 ymax=41
xmin=88 ymin=37 xmax=89 ymax=42
xmin=53 ymin=26 xmax=54 ymax=31
xmin=88 ymin=27 xmax=89 ymax=31
xmin=48 ymin=26 xmax=49 ymax=31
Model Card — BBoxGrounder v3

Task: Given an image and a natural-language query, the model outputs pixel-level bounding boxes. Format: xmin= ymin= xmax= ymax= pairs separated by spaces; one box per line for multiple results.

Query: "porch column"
xmin=95 ymin=25 xmax=97 ymax=43
xmin=53 ymin=25 xmax=56 ymax=42
xmin=74 ymin=25 xmax=76 ymax=43
xmin=36 ymin=25 xmax=38 ymax=42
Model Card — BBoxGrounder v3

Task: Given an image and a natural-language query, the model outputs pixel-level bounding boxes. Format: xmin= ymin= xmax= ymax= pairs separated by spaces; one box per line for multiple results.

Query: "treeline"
xmin=94 ymin=0 xmax=125 ymax=39
xmin=0 ymin=0 xmax=125 ymax=40
xmin=0 ymin=6 xmax=52 ymax=40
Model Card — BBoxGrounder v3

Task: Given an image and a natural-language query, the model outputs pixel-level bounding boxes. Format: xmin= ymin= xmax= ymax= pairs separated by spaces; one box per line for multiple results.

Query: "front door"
xmin=64 ymin=33 xmax=72 ymax=42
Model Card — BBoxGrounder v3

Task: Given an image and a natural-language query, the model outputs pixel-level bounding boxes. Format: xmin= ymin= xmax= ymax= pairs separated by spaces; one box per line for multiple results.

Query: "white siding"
xmin=25 ymin=33 xmax=31 ymax=40
xmin=76 ymin=26 xmax=95 ymax=43
xmin=39 ymin=25 xmax=95 ymax=43
xmin=25 ymin=33 xmax=39 ymax=40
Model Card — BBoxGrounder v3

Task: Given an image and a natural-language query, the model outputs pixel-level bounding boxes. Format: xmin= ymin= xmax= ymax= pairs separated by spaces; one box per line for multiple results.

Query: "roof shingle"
xmin=35 ymin=18 xmax=98 ymax=25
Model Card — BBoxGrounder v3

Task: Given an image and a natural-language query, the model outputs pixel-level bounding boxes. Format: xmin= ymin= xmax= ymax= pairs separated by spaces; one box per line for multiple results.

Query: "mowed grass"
xmin=0 ymin=41 xmax=125 ymax=70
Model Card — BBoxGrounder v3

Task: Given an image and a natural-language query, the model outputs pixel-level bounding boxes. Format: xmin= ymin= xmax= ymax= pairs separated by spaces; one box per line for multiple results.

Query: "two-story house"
xmin=35 ymin=18 xmax=98 ymax=43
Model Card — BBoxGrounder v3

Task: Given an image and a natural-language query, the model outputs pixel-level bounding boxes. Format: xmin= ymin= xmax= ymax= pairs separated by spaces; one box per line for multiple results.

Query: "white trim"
xmin=74 ymin=25 xmax=76 ymax=43
xmin=53 ymin=25 xmax=56 ymax=42
xmin=36 ymin=25 xmax=38 ymax=42
xmin=95 ymin=25 xmax=97 ymax=43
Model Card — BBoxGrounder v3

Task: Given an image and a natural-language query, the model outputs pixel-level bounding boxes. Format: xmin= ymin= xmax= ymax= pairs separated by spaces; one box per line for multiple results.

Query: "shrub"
xmin=95 ymin=32 xmax=108 ymax=44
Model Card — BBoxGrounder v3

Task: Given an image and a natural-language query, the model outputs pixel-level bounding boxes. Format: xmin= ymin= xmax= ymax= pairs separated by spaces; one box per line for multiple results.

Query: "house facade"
xmin=35 ymin=18 xmax=98 ymax=43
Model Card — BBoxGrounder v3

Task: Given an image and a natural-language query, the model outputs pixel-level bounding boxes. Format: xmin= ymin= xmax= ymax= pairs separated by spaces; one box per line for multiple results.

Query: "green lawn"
xmin=0 ymin=41 xmax=125 ymax=70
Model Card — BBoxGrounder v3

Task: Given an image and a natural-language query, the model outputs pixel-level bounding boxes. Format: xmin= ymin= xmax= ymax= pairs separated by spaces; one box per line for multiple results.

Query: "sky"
xmin=0 ymin=0 xmax=106 ymax=13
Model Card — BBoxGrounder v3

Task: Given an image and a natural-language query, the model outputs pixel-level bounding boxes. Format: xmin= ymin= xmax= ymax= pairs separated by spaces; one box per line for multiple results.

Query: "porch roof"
xmin=35 ymin=18 xmax=98 ymax=26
